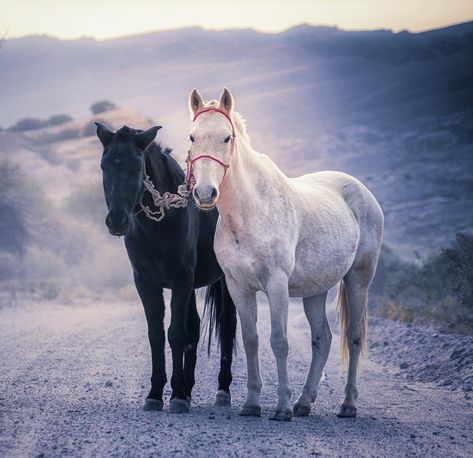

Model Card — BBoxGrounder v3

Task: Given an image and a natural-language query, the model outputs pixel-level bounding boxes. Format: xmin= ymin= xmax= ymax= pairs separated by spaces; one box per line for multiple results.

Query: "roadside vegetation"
xmin=371 ymin=234 xmax=473 ymax=335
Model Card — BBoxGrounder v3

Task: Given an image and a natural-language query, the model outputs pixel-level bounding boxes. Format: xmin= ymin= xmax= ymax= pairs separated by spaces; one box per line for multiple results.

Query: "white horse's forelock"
xmin=202 ymin=100 xmax=250 ymax=143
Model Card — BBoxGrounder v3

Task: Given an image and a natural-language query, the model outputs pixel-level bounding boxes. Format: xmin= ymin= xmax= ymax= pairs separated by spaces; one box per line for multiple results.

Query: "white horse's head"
xmin=187 ymin=87 xmax=235 ymax=209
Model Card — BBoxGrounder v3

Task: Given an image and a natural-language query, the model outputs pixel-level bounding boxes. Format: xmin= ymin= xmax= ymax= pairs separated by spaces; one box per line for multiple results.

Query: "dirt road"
xmin=1 ymin=299 xmax=472 ymax=457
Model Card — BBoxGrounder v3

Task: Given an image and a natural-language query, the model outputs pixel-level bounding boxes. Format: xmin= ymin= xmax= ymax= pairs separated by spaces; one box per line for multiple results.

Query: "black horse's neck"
xmin=144 ymin=143 xmax=184 ymax=194
xmin=133 ymin=142 xmax=186 ymax=224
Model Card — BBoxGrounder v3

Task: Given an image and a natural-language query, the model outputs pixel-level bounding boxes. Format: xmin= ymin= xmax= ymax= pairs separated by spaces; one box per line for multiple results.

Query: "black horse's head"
xmin=96 ymin=123 xmax=161 ymax=236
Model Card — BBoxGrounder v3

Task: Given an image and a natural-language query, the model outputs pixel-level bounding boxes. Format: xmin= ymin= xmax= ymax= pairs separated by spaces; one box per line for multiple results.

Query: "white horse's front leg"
xmin=266 ymin=274 xmax=292 ymax=421
xmin=225 ymin=278 xmax=262 ymax=416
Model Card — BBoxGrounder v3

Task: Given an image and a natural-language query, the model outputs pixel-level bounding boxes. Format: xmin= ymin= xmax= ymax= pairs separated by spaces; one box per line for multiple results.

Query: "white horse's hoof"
xmin=337 ymin=404 xmax=357 ymax=418
xmin=269 ymin=408 xmax=293 ymax=421
xmin=169 ymin=398 xmax=190 ymax=413
xmin=143 ymin=398 xmax=164 ymax=411
xmin=239 ymin=404 xmax=261 ymax=417
xmin=215 ymin=390 xmax=231 ymax=407
xmin=293 ymin=403 xmax=311 ymax=417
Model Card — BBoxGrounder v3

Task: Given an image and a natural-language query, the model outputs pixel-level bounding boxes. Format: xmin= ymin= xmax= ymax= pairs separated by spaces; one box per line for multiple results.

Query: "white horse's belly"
xmin=287 ymin=190 xmax=360 ymax=297
xmin=288 ymin=244 xmax=357 ymax=297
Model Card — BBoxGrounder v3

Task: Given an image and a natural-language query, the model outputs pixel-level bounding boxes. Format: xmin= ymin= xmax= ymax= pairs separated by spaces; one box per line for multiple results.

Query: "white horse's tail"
xmin=337 ymin=281 xmax=368 ymax=366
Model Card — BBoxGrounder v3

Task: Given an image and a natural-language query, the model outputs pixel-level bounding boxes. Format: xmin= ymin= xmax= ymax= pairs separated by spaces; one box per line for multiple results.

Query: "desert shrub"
xmin=34 ymin=127 xmax=81 ymax=144
xmin=90 ymin=100 xmax=117 ymax=115
xmin=46 ymin=114 xmax=73 ymax=127
xmin=442 ymin=233 xmax=473 ymax=309
xmin=0 ymin=162 xmax=29 ymax=258
xmin=64 ymin=181 xmax=107 ymax=225
xmin=8 ymin=114 xmax=73 ymax=132
xmin=8 ymin=117 xmax=45 ymax=132
xmin=370 ymin=234 xmax=473 ymax=334
xmin=0 ymin=161 xmax=52 ymax=281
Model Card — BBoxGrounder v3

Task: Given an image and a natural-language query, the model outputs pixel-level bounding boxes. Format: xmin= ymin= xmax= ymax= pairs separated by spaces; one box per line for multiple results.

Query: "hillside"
xmin=1 ymin=23 xmax=472 ymax=259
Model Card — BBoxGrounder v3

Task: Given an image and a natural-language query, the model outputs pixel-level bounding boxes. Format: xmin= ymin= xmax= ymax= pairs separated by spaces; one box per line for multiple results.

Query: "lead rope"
xmin=135 ymin=163 xmax=191 ymax=222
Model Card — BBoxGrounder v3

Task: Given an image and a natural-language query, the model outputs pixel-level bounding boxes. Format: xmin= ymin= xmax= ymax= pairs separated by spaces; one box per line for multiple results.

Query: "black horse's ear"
xmin=95 ymin=122 xmax=114 ymax=147
xmin=135 ymin=126 xmax=162 ymax=151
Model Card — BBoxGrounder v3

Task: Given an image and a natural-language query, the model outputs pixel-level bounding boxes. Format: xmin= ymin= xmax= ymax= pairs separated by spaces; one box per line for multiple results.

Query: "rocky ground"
xmin=0 ymin=299 xmax=472 ymax=457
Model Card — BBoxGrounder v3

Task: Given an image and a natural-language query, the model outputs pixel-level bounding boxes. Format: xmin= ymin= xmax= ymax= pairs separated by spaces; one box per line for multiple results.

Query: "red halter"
xmin=185 ymin=108 xmax=236 ymax=190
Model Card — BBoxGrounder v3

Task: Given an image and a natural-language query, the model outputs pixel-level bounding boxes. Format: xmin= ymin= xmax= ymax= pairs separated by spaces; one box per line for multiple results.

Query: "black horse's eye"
xmin=224 ymin=135 xmax=231 ymax=144
xmin=189 ymin=134 xmax=195 ymax=142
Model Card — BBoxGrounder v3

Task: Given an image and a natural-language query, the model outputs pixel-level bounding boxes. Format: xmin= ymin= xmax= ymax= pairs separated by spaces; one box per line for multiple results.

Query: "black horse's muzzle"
xmin=105 ymin=210 xmax=130 ymax=236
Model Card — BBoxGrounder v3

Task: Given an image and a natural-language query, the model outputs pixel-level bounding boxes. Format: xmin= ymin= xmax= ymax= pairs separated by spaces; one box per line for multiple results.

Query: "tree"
xmin=90 ymin=100 xmax=117 ymax=115
xmin=0 ymin=161 xmax=29 ymax=257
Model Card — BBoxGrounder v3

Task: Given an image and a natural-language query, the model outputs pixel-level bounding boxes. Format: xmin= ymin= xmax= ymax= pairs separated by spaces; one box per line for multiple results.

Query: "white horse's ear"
xmin=189 ymin=88 xmax=204 ymax=116
xmin=218 ymin=87 xmax=234 ymax=113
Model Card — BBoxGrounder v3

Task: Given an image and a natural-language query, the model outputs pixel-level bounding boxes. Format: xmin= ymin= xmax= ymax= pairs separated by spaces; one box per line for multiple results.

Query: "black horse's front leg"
xmin=168 ymin=277 xmax=194 ymax=413
xmin=215 ymin=277 xmax=237 ymax=406
xmin=184 ymin=291 xmax=200 ymax=399
xmin=134 ymin=272 xmax=166 ymax=411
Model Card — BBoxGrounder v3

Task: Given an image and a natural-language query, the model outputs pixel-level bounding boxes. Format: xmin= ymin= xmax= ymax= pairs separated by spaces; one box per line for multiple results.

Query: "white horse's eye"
xmin=224 ymin=135 xmax=231 ymax=144
xmin=189 ymin=134 xmax=195 ymax=142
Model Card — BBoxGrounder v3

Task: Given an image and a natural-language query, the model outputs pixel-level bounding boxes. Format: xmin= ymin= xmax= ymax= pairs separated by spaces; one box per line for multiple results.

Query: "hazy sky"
xmin=1 ymin=0 xmax=472 ymax=40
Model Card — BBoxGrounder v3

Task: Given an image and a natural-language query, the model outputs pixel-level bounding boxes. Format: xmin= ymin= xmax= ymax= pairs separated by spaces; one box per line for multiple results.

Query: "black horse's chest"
xmin=125 ymin=214 xmax=198 ymax=288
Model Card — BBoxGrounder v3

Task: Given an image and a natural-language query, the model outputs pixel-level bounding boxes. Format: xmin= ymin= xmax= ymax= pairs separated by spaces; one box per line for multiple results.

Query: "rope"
xmin=135 ymin=166 xmax=190 ymax=222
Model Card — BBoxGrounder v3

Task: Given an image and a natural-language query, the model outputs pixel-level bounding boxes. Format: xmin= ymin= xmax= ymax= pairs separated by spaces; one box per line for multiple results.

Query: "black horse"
xmin=96 ymin=123 xmax=237 ymax=413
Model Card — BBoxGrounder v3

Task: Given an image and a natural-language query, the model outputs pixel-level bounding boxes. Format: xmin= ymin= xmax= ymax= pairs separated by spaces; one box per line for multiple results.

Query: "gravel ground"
xmin=0 ymin=299 xmax=472 ymax=457
xmin=368 ymin=317 xmax=473 ymax=394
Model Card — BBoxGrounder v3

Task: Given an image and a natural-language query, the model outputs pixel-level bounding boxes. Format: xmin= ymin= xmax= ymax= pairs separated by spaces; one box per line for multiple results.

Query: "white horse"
xmin=185 ymin=88 xmax=384 ymax=421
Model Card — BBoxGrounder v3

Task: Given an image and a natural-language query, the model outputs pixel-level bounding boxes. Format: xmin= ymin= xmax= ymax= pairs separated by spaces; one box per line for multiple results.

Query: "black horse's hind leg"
xmin=168 ymin=277 xmax=194 ymax=413
xmin=215 ymin=278 xmax=237 ymax=407
xmin=134 ymin=273 xmax=167 ymax=411
xmin=184 ymin=292 xmax=200 ymax=400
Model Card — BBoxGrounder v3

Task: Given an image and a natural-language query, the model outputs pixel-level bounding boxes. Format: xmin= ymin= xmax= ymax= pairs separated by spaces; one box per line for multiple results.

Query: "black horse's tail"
xmin=203 ymin=277 xmax=237 ymax=355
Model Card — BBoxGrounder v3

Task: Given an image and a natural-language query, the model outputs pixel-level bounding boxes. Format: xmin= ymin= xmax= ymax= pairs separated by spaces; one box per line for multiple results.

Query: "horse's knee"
xmin=312 ymin=328 xmax=331 ymax=352
xmin=243 ymin=334 xmax=258 ymax=353
xmin=270 ymin=334 xmax=289 ymax=357
xmin=168 ymin=328 xmax=186 ymax=351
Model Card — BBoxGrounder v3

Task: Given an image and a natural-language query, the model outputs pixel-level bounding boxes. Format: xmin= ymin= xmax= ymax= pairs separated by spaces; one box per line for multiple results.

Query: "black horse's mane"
xmin=117 ymin=125 xmax=184 ymax=191
xmin=146 ymin=142 xmax=185 ymax=191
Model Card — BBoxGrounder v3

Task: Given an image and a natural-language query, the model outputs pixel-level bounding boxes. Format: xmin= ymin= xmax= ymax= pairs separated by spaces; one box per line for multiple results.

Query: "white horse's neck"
xmin=217 ymin=134 xmax=290 ymax=222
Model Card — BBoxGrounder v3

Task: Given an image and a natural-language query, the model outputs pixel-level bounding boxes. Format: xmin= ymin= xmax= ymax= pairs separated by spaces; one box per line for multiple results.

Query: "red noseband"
xmin=185 ymin=108 xmax=236 ymax=191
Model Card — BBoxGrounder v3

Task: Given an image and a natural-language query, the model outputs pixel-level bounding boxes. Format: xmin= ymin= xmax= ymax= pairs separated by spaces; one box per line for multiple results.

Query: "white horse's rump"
xmin=186 ymin=88 xmax=384 ymax=420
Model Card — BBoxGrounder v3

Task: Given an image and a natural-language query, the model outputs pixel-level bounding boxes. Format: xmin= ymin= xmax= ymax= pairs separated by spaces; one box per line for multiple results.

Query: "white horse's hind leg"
xmin=225 ymin=279 xmax=262 ymax=417
xmin=338 ymin=270 xmax=370 ymax=418
xmin=293 ymin=292 xmax=331 ymax=417
xmin=266 ymin=275 xmax=292 ymax=421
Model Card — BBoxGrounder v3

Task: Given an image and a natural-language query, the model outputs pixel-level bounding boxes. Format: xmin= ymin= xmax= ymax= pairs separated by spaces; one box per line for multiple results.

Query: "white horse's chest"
xmin=214 ymin=213 xmax=294 ymax=291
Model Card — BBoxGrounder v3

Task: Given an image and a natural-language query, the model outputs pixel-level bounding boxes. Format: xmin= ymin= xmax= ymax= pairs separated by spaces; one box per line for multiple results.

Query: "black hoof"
xmin=269 ymin=409 xmax=293 ymax=421
xmin=143 ymin=398 xmax=164 ymax=411
xmin=337 ymin=404 xmax=357 ymax=418
xmin=293 ymin=403 xmax=311 ymax=417
xmin=215 ymin=390 xmax=231 ymax=407
xmin=169 ymin=398 xmax=190 ymax=414
xmin=239 ymin=404 xmax=261 ymax=417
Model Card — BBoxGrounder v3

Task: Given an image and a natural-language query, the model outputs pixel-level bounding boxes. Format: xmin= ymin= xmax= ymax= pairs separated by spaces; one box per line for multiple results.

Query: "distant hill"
xmin=1 ymin=23 xmax=472 ymax=257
